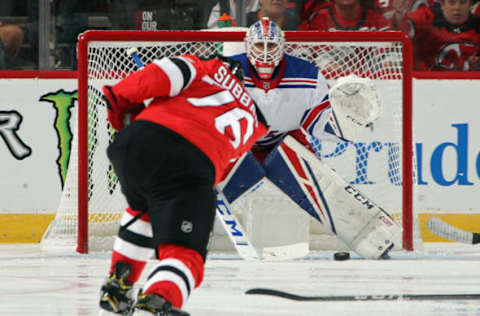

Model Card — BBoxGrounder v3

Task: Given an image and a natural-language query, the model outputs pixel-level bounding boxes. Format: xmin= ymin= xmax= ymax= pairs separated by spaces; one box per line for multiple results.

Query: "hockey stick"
xmin=245 ymin=288 xmax=480 ymax=301
xmin=215 ymin=188 xmax=261 ymax=260
xmin=126 ymin=48 xmax=260 ymax=261
xmin=127 ymin=47 xmax=144 ymax=69
xmin=427 ymin=217 xmax=480 ymax=244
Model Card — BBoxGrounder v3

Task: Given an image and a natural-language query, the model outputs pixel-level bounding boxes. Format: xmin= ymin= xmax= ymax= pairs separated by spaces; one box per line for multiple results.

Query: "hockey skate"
xmin=133 ymin=290 xmax=190 ymax=316
xmin=99 ymin=261 xmax=135 ymax=315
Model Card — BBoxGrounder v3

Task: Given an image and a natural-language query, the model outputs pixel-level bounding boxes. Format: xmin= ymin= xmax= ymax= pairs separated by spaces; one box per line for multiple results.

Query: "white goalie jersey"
xmin=230 ymin=53 xmax=333 ymax=148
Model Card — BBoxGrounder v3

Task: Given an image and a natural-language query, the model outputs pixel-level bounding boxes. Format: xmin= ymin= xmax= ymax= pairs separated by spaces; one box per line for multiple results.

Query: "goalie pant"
xmin=219 ymin=135 xmax=400 ymax=259
xmin=103 ymin=54 xmax=268 ymax=309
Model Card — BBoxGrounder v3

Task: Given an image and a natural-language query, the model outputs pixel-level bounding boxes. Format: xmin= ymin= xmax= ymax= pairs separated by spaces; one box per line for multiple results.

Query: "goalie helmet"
xmin=245 ymin=17 xmax=285 ymax=80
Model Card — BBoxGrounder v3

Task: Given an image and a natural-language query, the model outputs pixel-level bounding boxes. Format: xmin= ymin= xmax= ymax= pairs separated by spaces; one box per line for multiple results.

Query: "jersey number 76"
xmin=188 ymin=91 xmax=255 ymax=149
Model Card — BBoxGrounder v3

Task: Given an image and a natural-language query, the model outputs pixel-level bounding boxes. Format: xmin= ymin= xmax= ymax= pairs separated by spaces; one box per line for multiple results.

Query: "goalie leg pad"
xmin=349 ymin=210 xmax=397 ymax=259
xmin=261 ymin=143 xmax=325 ymax=224
xmin=267 ymin=136 xmax=401 ymax=259
xmin=218 ymin=151 xmax=266 ymax=204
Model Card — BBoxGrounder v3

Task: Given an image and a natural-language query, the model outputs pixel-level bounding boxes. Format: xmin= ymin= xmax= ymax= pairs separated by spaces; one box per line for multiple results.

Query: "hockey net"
xmin=41 ymin=30 xmax=415 ymax=254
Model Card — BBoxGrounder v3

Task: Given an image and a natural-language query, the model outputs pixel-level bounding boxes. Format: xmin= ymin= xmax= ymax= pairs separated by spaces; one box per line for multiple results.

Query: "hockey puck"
xmin=333 ymin=252 xmax=350 ymax=261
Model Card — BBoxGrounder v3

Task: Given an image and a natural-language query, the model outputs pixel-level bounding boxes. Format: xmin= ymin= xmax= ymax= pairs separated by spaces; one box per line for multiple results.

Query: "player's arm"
xmin=394 ymin=2 xmax=432 ymax=38
xmin=103 ymin=55 xmax=199 ymax=130
xmin=109 ymin=55 xmax=198 ymax=104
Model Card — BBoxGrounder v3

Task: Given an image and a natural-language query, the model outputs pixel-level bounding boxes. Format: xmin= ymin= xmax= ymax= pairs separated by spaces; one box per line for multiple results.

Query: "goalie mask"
xmin=245 ymin=17 xmax=285 ymax=80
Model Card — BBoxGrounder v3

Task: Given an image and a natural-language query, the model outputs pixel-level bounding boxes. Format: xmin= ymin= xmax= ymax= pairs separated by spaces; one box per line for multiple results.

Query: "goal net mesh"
xmin=41 ymin=30 xmax=414 ymax=253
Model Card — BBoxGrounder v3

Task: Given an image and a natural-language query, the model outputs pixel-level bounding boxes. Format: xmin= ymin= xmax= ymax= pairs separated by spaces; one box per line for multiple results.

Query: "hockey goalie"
xmin=216 ymin=17 xmax=402 ymax=260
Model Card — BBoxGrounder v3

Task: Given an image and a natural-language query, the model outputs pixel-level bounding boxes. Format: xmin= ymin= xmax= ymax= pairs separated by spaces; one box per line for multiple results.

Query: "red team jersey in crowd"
xmin=473 ymin=2 xmax=480 ymax=18
xmin=401 ymin=3 xmax=480 ymax=70
xmin=374 ymin=0 xmax=432 ymax=24
xmin=108 ymin=55 xmax=268 ymax=184
xmin=299 ymin=0 xmax=433 ymax=28
xmin=299 ymin=4 xmax=392 ymax=31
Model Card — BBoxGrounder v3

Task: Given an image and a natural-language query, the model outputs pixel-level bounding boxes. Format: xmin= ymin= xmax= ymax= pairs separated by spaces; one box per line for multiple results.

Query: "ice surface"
xmin=0 ymin=244 xmax=479 ymax=316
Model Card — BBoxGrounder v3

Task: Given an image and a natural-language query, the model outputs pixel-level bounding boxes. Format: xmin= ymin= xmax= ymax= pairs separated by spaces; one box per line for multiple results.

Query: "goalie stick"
xmin=245 ymin=288 xmax=480 ymax=301
xmin=126 ymin=47 xmax=261 ymax=261
xmin=426 ymin=217 xmax=480 ymax=245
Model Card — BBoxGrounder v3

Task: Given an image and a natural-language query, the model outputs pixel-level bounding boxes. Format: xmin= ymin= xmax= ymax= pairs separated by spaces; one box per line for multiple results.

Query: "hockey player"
xmin=221 ymin=17 xmax=401 ymax=260
xmin=99 ymin=54 xmax=268 ymax=315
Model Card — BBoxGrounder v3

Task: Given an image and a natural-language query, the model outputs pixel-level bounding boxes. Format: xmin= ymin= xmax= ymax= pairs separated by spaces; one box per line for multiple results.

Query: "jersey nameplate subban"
xmin=213 ymin=65 xmax=258 ymax=122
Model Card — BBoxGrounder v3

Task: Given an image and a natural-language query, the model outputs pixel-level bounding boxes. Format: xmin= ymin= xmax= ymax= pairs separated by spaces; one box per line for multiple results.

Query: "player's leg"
xmin=137 ymin=186 xmax=216 ymax=315
xmin=130 ymin=124 xmax=216 ymax=315
xmin=100 ymin=122 xmax=160 ymax=314
xmin=99 ymin=206 xmax=154 ymax=314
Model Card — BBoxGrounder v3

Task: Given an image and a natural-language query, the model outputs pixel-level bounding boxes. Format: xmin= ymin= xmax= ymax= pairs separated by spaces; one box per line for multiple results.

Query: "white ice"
xmin=0 ymin=244 xmax=480 ymax=316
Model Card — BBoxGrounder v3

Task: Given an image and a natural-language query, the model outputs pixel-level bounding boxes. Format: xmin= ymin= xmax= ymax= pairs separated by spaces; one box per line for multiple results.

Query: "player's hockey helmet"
xmin=217 ymin=54 xmax=244 ymax=82
xmin=245 ymin=17 xmax=285 ymax=80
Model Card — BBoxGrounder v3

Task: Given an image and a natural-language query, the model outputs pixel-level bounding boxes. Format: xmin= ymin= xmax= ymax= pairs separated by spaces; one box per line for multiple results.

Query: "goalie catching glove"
xmin=328 ymin=74 xmax=382 ymax=142
xmin=103 ymin=85 xmax=145 ymax=131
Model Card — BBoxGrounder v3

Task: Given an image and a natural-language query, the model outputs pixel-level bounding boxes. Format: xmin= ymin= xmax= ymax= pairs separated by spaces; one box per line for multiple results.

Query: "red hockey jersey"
xmin=400 ymin=4 xmax=480 ymax=70
xmin=108 ymin=55 xmax=268 ymax=185
xmin=375 ymin=0 xmax=432 ymax=24
xmin=299 ymin=5 xmax=392 ymax=31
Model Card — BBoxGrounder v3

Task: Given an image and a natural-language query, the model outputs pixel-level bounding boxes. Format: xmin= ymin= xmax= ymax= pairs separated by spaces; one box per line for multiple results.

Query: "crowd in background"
xmin=0 ymin=0 xmax=479 ymax=71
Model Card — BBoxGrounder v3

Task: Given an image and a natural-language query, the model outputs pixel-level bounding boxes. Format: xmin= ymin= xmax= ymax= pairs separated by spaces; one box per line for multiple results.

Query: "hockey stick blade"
xmin=427 ymin=217 xmax=480 ymax=244
xmin=245 ymin=288 xmax=480 ymax=301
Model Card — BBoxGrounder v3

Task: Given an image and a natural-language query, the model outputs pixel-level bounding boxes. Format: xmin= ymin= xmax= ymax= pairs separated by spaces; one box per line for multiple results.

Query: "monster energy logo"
xmin=40 ymin=89 xmax=76 ymax=188
xmin=0 ymin=110 xmax=32 ymax=160
xmin=40 ymin=89 xmax=118 ymax=193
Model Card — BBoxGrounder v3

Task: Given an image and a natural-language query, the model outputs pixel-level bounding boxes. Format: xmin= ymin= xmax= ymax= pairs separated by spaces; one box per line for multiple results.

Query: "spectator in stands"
xmin=299 ymin=0 xmax=393 ymax=31
xmin=379 ymin=0 xmax=432 ymax=24
xmin=394 ymin=0 xmax=480 ymax=70
xmin=246 ymin=0 xmax=302 ymax=29
xmin=108 ymin=0 xmax=206 ymax=30
xmin=300 ymin=0 xmax=330 ymax=22
xmin=0 ymin=0 xmax=37 ymax=69
xmin=0 ymin=1 xmax=20 ymax=69
xmin=299 ymin=0 xmax=429 ymax=28
xmin=0 ymin=23 xmax=24 ymax=69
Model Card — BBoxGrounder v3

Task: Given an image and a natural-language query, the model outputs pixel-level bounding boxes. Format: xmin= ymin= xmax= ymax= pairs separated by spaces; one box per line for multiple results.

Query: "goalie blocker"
xmin=220 ymin=136 xmax=401 ymax=259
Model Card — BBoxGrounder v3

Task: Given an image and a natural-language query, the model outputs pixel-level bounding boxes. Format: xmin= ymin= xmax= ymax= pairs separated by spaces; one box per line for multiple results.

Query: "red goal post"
xmin=45 ymin=30 xmax=413 ymax=254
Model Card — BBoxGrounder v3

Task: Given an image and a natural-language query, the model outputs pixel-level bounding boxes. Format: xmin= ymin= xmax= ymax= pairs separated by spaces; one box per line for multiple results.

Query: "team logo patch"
xmin=181 ymin=220 xmax=193 ymax=233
